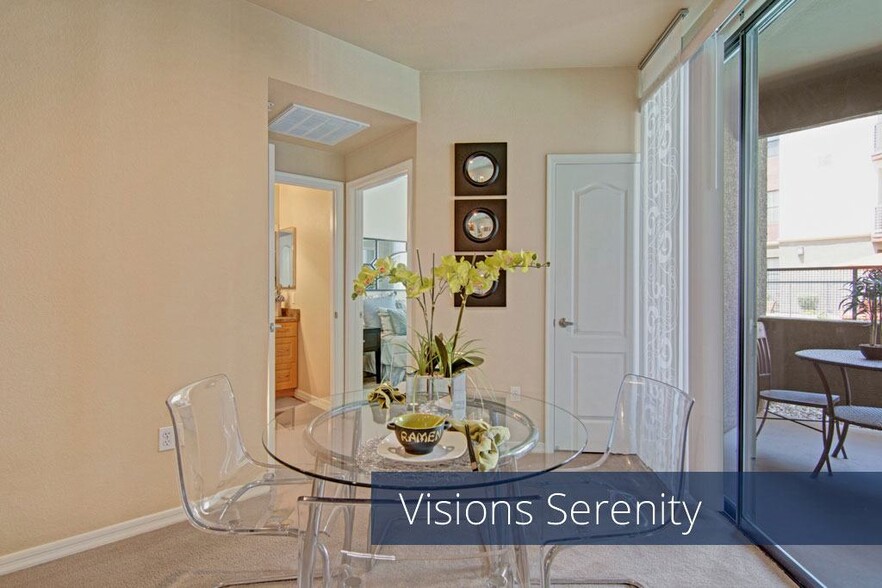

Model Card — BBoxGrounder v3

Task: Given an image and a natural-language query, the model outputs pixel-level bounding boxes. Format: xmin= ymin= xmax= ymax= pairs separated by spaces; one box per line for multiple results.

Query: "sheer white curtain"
xmin=640 ymin=67 xmax=685 ymax=388
xmin=636 ymin=3 xmax=734 ymax=468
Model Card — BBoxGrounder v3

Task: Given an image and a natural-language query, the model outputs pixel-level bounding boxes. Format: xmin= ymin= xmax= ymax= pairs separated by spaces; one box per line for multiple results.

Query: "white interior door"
xmin=547 ymin=155 xmax=637 ymax=452
xmin=344 ymin=161 xmax=413 ymax=395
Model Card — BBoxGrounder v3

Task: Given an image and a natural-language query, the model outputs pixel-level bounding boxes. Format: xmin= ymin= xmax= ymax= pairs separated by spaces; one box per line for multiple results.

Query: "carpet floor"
xmin=1 ymin=519 xmax=794 ymax=588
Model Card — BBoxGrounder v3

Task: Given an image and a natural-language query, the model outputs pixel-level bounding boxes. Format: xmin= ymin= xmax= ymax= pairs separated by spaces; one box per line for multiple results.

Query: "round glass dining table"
xmin=263 ymin=389 xmax=589 ymax=489
xmin=263 ymin=389 xmax=588 ymax=588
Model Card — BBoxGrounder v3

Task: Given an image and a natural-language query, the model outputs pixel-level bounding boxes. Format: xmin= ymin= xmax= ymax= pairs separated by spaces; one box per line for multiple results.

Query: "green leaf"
xmin=451 ymin=356 xmax=484 ymax=373
xmin=434 ymin=334 xmax=450 ymax=376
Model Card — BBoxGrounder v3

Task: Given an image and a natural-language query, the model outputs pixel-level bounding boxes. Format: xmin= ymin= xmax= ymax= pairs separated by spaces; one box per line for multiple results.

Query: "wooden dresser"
xmin=275 ymin=311 xmax=299 ymax=398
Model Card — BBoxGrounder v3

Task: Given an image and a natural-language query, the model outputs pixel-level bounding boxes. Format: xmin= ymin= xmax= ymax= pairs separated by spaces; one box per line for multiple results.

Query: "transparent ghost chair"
xmin=297 ymin=493 xmax=518 ymax=587
xmin=166 ymin=374 xmax=329 ymax=587
xmin=540 ymin=374 xmax=695 ymax=588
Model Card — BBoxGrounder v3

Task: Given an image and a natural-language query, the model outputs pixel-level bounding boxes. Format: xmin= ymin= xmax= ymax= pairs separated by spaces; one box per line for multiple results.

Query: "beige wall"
xmin=0 ymin=1 xmax=642 ymax=559
xmin=277 ymin=185 xmax=333 ymax=398
xmin=273 ymin=140 xmax=345 ymax=181
xmin=415 ymin=68 xmax=638 ymax=395
xmin=0 ymin=0 xmax=417 ymax=555
xmin=345 ymin=125 xmax=417 ymax=181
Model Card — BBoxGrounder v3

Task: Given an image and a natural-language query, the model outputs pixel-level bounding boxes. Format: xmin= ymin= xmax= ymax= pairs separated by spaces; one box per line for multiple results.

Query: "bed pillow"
xmin=386 ymin=308 xmax=407 ymax=336
xmin=363 ymin=296 xmax=397 ymax=328
xmin=376 ymin=309 xmax=395 ymax=336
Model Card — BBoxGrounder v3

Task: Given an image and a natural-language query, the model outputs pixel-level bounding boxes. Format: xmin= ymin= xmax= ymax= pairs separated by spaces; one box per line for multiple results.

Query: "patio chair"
xmin=830 ymin=405 xmax=882 ymax=459
xmin=539 ymin=374 xmax=694 ymax=588
xmin=166 ymin=374 xmax=329 ymax=587
xmin=756 ymin=323 xmax=843 ymax=462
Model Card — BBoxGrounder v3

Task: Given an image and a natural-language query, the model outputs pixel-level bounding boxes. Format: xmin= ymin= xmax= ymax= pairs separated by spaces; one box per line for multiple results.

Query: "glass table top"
xmin=263 ymin=389 xmax=588 ymax=489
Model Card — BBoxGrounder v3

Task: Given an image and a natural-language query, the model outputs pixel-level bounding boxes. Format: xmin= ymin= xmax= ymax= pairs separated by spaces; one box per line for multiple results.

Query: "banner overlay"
xmin=368 ymin=472 xmax=882 ymax=545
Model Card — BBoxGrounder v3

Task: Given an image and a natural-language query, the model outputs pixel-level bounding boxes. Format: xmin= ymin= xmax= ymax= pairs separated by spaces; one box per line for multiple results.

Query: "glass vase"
xmin=406 ymin=372 xmax=467 ymax=418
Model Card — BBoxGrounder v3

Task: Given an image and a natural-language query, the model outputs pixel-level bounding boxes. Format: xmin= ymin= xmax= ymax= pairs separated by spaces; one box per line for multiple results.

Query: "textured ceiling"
xmin=249 ymin=0 xmax=710 ymax=71
xmin=758 ymin=0 xmax=882 ymax=81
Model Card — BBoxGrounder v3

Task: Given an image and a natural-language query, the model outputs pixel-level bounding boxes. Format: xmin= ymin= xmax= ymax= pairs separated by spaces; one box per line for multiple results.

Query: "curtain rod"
xmin=638 ymin=8 xmax=689 ymax=71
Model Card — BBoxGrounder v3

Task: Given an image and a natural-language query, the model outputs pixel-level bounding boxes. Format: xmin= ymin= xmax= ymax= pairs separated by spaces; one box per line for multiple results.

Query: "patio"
xmin=745 ymin=312 xmax=882 ymax=587
xmin=755 ymin=416 xmax=882 ymax=472
xmin=750 ymin=418 xmax=882 ymax=588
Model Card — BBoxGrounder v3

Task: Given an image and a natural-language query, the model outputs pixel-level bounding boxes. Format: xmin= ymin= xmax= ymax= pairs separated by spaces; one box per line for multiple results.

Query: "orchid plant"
xmin=352 ymin=250 xmax=545 ymax=377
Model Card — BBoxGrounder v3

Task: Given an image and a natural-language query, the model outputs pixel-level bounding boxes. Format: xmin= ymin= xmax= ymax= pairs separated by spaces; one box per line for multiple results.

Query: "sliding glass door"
xmin=727 ymin=0 xmax=882 ymax=584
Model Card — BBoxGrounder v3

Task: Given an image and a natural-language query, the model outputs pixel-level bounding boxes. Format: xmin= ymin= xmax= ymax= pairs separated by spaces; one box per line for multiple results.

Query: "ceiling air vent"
xmin=269 ymin=104 xmax=370 ymax=146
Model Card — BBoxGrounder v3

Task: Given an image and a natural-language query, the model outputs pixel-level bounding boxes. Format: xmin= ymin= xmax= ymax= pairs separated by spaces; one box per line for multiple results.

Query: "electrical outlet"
xmin=510 ymin=385 xmax=521 ymax=401
xmin=158 ymin=426 xmax=175 ymax=452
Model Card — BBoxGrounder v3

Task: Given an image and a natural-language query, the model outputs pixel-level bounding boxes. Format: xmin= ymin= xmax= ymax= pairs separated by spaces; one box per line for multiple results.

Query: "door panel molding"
xmin=573 ymin=182 xmax=628 ymax=336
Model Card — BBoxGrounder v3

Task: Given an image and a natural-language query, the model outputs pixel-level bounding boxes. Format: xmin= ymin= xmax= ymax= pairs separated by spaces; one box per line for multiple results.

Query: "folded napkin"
xmin=367 ymin=383 xmax=406 ymax=409
xmin=450 ymin=419 xmax=510 ymax=472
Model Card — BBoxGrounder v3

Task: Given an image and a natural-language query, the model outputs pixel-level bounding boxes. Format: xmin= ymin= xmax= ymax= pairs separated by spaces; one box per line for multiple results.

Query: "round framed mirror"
xmin=464 ymin=153 xmax=499 ymax=186
xmin=463 ymin=208 xmax=498 ymax=243
xmin=470 ymin=279 xmax=498 ymax=298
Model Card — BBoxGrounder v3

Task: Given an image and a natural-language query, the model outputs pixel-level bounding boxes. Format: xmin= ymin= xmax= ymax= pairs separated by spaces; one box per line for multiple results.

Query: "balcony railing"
xmin=766 ymin=266 xmax=873 ymax=320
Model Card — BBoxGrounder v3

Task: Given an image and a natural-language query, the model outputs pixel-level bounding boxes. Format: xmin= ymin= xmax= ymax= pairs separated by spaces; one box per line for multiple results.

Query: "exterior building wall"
xmin=767 ymin=116 xmax=879 ymax=270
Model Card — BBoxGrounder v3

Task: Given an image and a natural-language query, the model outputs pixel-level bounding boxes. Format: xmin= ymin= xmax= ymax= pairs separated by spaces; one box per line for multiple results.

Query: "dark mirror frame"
xmin=454 ymin=198 xmax=507 ymax=252
xmin=454 ymin=142 xmax=507 ymax=196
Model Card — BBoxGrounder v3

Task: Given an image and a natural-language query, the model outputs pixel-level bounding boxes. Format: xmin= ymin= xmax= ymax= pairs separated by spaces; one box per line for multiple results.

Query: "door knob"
xmin=558 ymin=318 xmax=574 ymax=328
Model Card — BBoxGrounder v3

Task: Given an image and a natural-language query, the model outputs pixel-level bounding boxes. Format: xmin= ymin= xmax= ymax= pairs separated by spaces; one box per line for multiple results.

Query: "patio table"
xmin=795 ymin=349 xmax=882 ymax=476
xmin=263 ymin=389 xmax=588 ymax=587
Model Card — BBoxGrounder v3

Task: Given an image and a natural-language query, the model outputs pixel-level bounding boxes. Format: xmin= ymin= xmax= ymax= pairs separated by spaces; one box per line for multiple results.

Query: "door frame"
xmin=723 ymin=2 xmax=827 ymax=586
xmin=270 ymin=170 xmax=345 ymax=416
xmin=344 ymin=160 xmax=414 ymax=394
xmin=544 ymin=153 xmax=641 ymax=450
xmin=267 ymin=143 xmax=276 ymax=430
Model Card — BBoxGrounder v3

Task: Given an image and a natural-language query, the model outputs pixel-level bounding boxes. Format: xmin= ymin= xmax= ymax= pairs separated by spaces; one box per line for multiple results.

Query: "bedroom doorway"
xmin=345 ymin=161 xmax=413 ymax=393
xmin=271 ymin=170 xmax=344 ymax=417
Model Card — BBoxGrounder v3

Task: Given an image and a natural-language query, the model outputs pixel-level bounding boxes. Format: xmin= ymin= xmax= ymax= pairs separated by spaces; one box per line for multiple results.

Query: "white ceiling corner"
xmin=249 ymin=0 xmax=712 ymax=71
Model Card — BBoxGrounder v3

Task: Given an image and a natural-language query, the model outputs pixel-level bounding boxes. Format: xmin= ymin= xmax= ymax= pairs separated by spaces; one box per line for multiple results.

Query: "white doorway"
xmin=345 ymin=160 xmax=413 ymax=394
xmin=545 ymin=154 xmax=638 ymax=452
xmin=268 ymin=168 xmax=344 ymax=418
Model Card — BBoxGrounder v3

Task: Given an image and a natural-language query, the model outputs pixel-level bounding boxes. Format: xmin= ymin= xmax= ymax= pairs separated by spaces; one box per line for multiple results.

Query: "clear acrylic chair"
xmin=540 ymin=374 xmax=695 ymax=588
xmin=166 ymin=374 xmax=329 ymax=587
xmin=297 ymin=494 xmax=516 ymax=587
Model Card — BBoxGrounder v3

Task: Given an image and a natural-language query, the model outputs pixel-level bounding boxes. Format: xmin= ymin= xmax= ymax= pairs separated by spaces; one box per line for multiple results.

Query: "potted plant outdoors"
xmin=352 ymin=250 xmax=545 ymax=404
xmin=840 ymin=268 xmax=882 ymax=360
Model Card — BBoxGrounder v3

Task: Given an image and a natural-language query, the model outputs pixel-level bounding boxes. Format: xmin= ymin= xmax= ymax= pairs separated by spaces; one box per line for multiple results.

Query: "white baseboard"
xmin=0 ymin=506 xmax=186 ymax=576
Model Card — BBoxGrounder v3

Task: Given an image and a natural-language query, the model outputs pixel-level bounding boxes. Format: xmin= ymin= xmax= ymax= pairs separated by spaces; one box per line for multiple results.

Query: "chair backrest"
xmin=166 ymin=374 xmax=256 ymax=530
xmin=604 ymin=374 xmax=695 ymax=497
xmin=756 ymin=321 xmax=772 ymax=390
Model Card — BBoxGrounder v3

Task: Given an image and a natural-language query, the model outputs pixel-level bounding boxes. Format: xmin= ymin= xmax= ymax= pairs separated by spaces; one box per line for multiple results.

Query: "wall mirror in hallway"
xmin=276 ymin=226 xmax=296 ymax=289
